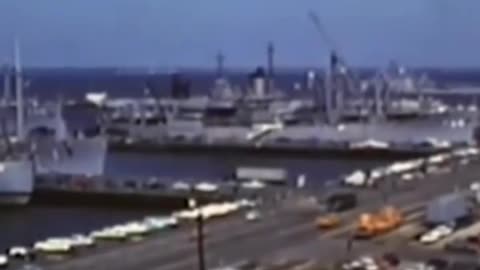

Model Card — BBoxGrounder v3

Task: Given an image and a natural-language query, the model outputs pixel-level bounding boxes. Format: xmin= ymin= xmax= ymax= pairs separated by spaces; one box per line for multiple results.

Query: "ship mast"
xmin=3 ymin=65 xmax=10 ymax=107
xmin=1 ymin=65 xmax=12 ymax=156
xmin=14 ymin=38 xmax=24 ymax=142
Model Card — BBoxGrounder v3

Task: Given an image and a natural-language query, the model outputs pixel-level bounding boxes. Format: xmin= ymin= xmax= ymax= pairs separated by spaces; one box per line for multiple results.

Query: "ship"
xmin=0 ymin=39 xmax=34 ymax=205
xmin=0 ymin=40 xmax=107 ymax=205
xmin=91 ymin=39 xmax=460 ymax=157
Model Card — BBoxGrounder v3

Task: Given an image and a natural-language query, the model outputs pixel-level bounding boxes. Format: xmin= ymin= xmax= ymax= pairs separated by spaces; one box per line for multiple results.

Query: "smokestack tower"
xmin=216 ymin=51 xmax=225 ymax=79
xmin=267 ymin=41 xmax=275 ymax=93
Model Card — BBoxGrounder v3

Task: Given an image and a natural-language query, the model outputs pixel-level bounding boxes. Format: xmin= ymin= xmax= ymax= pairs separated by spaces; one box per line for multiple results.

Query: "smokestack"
xmin=267 ymin=41 xmax=274 ymax=93
xmin=249 ymin=67 xmax=266 ymax=98
xmin=216 ymin=51 xmax=224 ymax=79
xmin=14 ymin=38 xmax=24 ymax=141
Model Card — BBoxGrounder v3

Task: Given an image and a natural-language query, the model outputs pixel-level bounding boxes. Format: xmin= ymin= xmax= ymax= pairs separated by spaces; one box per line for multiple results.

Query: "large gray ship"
xmin=0 ymin=40 xmax=34 ymax=205
xmin=0 ymin=41 xmax=107 ymax=205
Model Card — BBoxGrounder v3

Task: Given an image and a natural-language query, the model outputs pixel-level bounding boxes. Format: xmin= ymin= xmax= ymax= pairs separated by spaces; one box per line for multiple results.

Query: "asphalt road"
xmin=20 ymin=158 xmax=480 ymax=270
xmin=46 ymin=208 xmax=317 ymax=270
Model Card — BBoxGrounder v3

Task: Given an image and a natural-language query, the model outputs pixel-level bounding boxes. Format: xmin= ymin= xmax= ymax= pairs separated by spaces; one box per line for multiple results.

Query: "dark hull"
xmin=31 ymin=188 xmax=230 ymax=210
xmin=110 ymin=141 xmax=446 ymax=160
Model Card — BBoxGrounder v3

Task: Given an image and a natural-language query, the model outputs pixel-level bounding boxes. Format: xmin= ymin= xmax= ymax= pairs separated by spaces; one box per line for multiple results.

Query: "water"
xmin=105 ymin=152 xmax=384 ymax=183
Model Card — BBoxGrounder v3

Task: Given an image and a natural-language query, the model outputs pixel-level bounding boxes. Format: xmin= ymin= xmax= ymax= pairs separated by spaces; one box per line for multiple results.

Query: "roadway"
xmin=22 ymin=158 xmax=480 ymax=270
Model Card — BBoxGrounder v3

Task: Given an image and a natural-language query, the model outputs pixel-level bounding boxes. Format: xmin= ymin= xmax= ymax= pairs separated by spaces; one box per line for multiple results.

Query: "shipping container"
xmin=425 ymin=193 xmax=472 ymax=227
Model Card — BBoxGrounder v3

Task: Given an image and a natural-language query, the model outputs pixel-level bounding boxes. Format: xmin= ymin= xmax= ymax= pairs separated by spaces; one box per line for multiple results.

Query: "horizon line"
xmin=9 ymin=65 xmax=480 ymax=73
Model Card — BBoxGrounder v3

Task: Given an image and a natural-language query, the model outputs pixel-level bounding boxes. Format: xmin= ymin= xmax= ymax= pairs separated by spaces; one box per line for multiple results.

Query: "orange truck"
xmin=355 ymin=206 xmax=403 ymax=238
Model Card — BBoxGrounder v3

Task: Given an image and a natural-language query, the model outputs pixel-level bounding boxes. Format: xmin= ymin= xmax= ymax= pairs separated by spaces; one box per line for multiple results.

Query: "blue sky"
xmin=0 ymin=0 xmax=478 ymax=68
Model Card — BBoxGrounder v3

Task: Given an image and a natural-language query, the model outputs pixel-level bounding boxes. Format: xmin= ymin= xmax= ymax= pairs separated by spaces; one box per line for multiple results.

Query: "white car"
xmin=342 ymin=256 xmax=379 ymax=270
xmin=0 ymin=254 xmax=7 ymax=267
xmin=419 ymin=225 xmax=453 ymax=244
xmin=245 ymin=210 xmax=261 ymax=221
xmin=7 ymin=246 xmax=30 ymax=258
xmin=470 ymin=182 xmax=480 ymax=192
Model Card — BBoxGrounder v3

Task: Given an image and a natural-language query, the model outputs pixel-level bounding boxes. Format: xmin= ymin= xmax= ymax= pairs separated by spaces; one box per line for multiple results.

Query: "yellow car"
xmin=315 ymin=214 xmax=340 ymax=229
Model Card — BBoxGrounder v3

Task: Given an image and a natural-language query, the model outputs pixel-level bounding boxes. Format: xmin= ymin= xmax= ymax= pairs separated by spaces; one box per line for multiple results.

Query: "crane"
xmin=308 ymin=10 xmax=344 ymax=69
xmin=308 ymin=10 xmax=360 ymax=124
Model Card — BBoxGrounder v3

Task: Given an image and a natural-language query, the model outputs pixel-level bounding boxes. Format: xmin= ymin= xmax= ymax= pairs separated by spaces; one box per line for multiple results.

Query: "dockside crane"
xmin=308 ymin=10 xmax=358 ymax=124
xmin=307 ymin=10 xmax=360 ymax=86
xmin=308 ymin=10 xmax=345 ymax=69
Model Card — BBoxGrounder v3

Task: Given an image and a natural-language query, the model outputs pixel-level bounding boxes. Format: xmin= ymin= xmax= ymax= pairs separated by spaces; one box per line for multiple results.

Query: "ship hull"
xmin=0 ymin=192 xmax=30 ymax=205
xmin=0 ymin=160 xmax=34 ymax=206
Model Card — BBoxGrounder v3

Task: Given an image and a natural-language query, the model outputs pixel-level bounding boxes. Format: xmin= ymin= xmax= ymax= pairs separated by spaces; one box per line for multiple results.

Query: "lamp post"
xmin=189 ymin=198 xmax=206 ymax=270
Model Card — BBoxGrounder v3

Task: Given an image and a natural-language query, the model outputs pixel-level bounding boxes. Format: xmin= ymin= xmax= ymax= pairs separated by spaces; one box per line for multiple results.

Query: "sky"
xmin=0 ymin=0 xmax=478 ymax=68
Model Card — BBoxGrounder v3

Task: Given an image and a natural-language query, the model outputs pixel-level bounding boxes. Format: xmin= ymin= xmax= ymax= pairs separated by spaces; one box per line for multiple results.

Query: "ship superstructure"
xmin=26 ymin=101 xmax=107 ymax=176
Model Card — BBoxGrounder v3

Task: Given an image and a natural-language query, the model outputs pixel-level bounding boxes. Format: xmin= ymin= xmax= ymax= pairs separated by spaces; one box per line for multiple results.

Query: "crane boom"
xmin=307 ymin=10 xmax=338 ymax=54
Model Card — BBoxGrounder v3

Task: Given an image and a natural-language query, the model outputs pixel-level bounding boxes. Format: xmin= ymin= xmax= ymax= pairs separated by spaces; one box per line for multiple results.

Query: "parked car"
xmin=326 ymin=192 xmax=357 ymax=212
xmin=419 ymin=225 xmax=453 ymax=244
xmin=7 ymin=246 xmax=32 ymax=260
xmin=245 ymin=210 xmax=261 ymax=222
xmin=0 ymin=254 xmax=7 ymax=268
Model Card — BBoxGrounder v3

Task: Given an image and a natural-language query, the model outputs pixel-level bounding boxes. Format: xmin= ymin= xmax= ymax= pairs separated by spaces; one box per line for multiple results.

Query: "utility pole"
xmin=196 ymin=212 xmax=206 ymax=270
xmin=189 ymin=198 xmax=206 ymax=270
